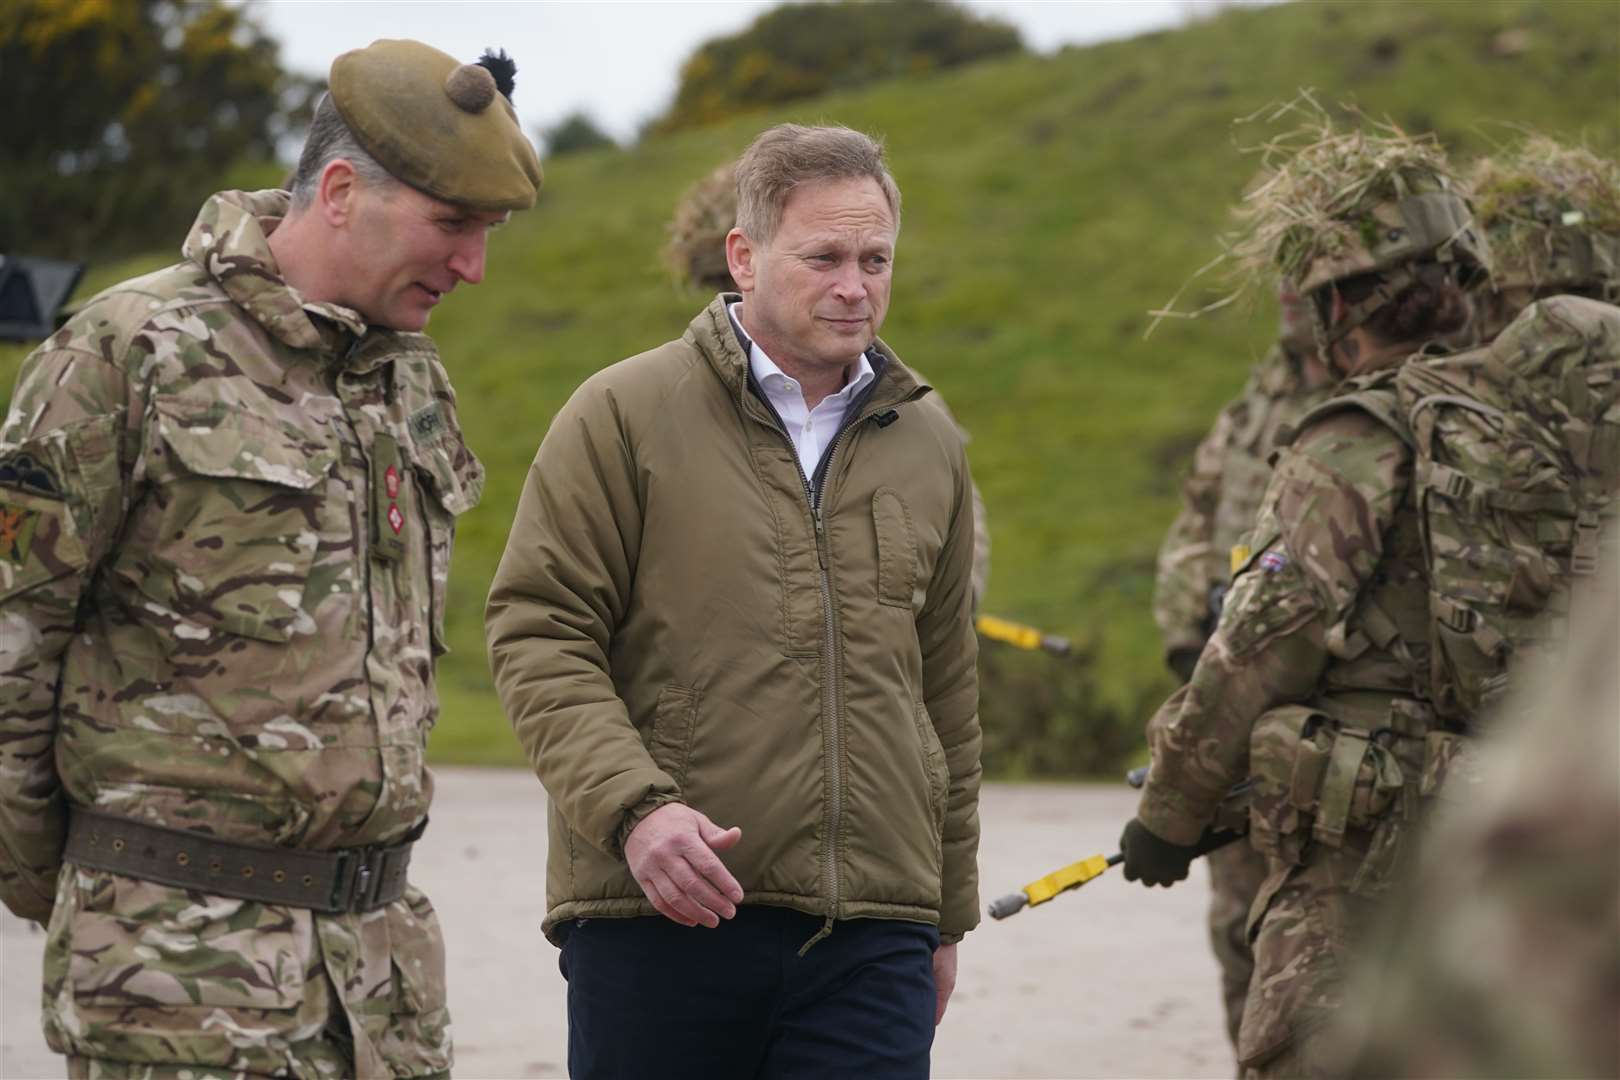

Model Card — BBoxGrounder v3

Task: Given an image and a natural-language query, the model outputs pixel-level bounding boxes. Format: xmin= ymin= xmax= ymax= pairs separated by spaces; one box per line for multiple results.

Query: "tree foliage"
xmin=649 ymin=0 xmax=1023 ymax=135
xmin=542 ymin=111 xmax=617 ymax=157
xmin=0 ymin=0 xmax=318 ymax=260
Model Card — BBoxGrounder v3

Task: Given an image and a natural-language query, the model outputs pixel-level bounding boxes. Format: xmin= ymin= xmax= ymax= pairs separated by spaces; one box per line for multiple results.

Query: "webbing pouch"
xmin=1310 ymin=725 xmax=1407 ymax=849
xmin=1313 ymin=729 xmax=1368 ymax=847
xmin=1248 ymin=705 xmax=1323 ymax=865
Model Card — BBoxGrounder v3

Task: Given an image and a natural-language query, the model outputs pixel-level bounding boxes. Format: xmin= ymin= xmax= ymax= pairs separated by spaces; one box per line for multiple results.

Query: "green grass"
xmin=5 ymin=0 xmax=1616 ymax=773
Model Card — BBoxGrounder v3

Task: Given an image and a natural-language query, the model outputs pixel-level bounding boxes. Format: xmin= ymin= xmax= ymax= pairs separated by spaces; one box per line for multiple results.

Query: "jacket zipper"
xmin=744 ymin=370 xmax=899 ymax=952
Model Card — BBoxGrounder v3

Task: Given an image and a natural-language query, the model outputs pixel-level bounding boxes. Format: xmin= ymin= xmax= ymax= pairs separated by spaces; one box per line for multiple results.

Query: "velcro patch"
xmin=0 ymin=502 xmax=42 ymax=565
xmin=1229 ymin=543 xmax=1252 ymax=577
xmin=1260 ymin=550 xmax=1290 ymax=574
xmin=409 ymin=402 xmax=447 ymax=444
xmin=0 ymin=452 xmax=59 ymax=496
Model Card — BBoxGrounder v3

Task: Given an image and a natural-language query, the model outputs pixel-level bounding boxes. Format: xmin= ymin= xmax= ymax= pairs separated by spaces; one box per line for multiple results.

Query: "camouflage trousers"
xmin=66 ymin=1058 xmax=451 ymax=1080
xmin=42 ymin=866 xmax=452 ymax=1080
xmin=1207 ymin=839 xmax=1269 ymax=1056
xmin=1237 ymin=843 xmax=1375 ymax=1079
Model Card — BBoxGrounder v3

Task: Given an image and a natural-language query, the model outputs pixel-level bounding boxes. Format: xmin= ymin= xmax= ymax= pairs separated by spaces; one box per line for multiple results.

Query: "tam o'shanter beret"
xmin=330 ymin=39 xmax=543 ymax=212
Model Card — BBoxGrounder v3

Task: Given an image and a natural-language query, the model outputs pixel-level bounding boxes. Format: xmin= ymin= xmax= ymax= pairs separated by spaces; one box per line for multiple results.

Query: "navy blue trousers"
xmin=559 ymin=906 xmax=940 ymax=1079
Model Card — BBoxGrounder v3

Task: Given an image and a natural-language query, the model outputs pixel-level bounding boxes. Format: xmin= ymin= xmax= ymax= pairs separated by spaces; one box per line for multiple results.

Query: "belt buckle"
xmin=331 ymin=845 xmax=387 ymax=913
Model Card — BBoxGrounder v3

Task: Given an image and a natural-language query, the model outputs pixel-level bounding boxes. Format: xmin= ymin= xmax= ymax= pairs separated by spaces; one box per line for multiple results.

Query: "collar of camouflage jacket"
xmin=182 ymin=188 xmax=371 ymax=353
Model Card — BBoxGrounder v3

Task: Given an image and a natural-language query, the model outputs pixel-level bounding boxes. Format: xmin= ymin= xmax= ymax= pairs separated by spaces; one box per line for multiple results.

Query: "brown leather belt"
xmin=64 ymin=807 xmax=423 ymax=913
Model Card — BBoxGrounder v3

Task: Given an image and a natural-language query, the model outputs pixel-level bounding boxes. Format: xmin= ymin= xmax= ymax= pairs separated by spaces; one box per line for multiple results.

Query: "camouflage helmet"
xmin=1466 ymin=135 xmax=1620 ymax=302
xmin=665 ymin=161 xmax=739 ymax=293
xmin=1236 ymin=117 xmax=1490 ymax=344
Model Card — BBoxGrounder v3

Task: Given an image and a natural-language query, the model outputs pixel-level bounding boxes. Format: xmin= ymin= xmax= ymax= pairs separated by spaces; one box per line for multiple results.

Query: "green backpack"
xmin=1392 ymin=295 xmax=1620 ymax=723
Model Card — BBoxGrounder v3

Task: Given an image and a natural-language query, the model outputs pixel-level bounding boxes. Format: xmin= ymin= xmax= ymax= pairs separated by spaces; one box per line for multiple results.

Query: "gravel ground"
xmin=2 ymin=771 xmax=1231 ymax=1080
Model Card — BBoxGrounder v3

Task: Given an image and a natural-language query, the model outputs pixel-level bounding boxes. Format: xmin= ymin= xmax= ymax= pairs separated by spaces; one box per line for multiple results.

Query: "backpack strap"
xmin=1286 ymin=374 xmax=1413 ymax=451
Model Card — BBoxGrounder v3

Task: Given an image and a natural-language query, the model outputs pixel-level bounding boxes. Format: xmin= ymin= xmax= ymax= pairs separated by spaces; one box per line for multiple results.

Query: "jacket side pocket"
xmin=912 ymin=701 xmax=948 ymax=837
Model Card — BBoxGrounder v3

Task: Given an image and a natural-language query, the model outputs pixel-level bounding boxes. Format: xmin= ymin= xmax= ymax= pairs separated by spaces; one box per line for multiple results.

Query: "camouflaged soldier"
xmin=667 ymin=159 xmax=993 ymax=607
xmin=1337 ymin=556 xmax=1620 ymax=1079
xmin=1467 ymin=134 xmax=1620 ymax=342
xmin=1150 ymin=281 xmax=1335 ymax=1057
xmin=0 ymin=39 xmax=540 ymax=1079
xmin=1153 ymin=283 xmax=1333 ymax=685
xmin=1117 ymin=122 xmax=1495 ymax=1079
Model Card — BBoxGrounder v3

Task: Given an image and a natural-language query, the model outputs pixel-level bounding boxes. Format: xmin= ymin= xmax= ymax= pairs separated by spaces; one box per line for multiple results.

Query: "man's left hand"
xmin=932 ymin=942 xmax=957 ymax=1025
xmin=1119 ymin=817 xmax=1199 ymax=887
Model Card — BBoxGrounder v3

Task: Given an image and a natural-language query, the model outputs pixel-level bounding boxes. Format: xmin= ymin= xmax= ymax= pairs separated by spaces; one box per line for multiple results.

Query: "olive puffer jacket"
xmin=486 ymin=295 xmax=981 ymax=943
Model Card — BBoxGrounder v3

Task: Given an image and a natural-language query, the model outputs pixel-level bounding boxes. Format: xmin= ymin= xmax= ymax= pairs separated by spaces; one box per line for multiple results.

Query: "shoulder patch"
xmin=1230 ymin=543 xmax=1253 ymax=577
xmin=0 ymin=502 xmax=42 ymax=565
xmin=409 ymin=402 xmax=448 ymax=444
xmin=0 ymin=453 xmax=60 ymax=497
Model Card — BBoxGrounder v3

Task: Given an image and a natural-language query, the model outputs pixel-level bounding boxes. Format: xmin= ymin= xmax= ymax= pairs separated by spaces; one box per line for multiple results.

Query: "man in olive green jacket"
xmin=487 ymin=123 xmax=980 ymax=1078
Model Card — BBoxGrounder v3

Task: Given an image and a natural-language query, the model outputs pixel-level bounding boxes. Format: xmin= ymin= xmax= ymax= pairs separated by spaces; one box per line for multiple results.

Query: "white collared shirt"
xmin=729 ymin=302 xmax=875 ymax=477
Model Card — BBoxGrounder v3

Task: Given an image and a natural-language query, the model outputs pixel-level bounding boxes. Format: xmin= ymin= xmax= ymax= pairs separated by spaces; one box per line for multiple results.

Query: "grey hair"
xmin=287 ymin=93 xmax=400 ymax=209
xmin=734 ymin=124 xmax=901 ymax=246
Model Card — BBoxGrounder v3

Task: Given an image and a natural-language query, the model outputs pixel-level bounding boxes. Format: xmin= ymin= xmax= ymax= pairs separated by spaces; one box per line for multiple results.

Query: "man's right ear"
xmin=726 ymin=228 xmax=755 ymax=292
xmin=318 ymin=159 xmax=360 ymax=227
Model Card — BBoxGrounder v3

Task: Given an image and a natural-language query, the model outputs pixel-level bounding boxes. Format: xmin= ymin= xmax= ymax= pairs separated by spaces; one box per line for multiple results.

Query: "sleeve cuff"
xmin=1137 ymin=785 xmax=1215 ymax=847
xmin=611 ymin=793 xmax=683 ymax=858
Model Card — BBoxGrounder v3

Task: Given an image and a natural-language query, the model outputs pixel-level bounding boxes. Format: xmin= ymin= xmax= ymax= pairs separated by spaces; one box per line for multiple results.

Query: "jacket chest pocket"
xmin=405 ymin=430 xmax=482 ymax=656
xmin=873 ymin=487 xmax=920 ymax=609
xmin=137 ymin=399 xmax=336 ymax=643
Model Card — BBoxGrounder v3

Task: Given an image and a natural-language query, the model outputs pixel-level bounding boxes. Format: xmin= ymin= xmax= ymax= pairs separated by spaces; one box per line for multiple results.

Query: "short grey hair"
xmin=734 ymin=124 xmax=901 ymax=246
xmin=287 ymin=93 xmax=400 ymax=209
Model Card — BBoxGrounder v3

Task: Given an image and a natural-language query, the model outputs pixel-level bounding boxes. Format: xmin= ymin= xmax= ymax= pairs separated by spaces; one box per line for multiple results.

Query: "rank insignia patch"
xmin=0 ymin=502 xmax=42 ymax=565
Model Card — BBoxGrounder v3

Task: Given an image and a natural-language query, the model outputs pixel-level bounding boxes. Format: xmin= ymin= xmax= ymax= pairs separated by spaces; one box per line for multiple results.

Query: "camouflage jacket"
xmin=1153 ymin=340 xmax=1336 ymax=662
xmin=1139 ymin=401 xmax=1427 ymax=846
xmin=0 ymin=190 xmax=480 ymax=1076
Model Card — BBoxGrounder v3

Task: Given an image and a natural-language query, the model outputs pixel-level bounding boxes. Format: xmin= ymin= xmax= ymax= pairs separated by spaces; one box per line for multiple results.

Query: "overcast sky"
xmin=248 ymin=1 xmax=1241 ymax=147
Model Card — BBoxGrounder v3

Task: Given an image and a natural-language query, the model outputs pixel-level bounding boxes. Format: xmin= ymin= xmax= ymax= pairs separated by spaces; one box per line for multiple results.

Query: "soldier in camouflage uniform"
xmin=1150 ymin=282 xmax=1335 ymax=1056
xmin=1116 ymin=125 xmax=1494 ymax=1078
xmin=1331 ymin=143 xmax=1620 ymax=1076
xmin=0 ymin=39 xmax=541 ymax=1079
xmin=667 ymin=159 xmax=994 ymax=607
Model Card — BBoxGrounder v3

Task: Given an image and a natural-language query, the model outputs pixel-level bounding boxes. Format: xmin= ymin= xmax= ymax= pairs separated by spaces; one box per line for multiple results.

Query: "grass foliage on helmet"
xmin=1229 ymin=92 xmax=1485 ymax=298
xmin=666 ymin=161 xmax=740 ymax=293
xmin=1466 ymin=134 xmax=1620 ymax=300
xmin=1148 ymin=91 xmax=1486 ymax=340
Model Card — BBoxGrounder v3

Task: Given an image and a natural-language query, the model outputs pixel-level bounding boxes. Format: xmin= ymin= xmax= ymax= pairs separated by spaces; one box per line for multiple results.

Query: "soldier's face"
xmin=730 ymin=177 xmax=895 ymax=377
xmin=345 ymin=182 xmax=507 ymax=331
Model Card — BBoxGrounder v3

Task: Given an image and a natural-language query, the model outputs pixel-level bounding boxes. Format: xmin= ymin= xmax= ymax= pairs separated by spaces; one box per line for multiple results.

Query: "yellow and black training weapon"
xmin=987 ymin=852 xmax=1122 ymax=919
xmin=975 ymin=614 xmax=1072 ymax=657
xmin=988 ymin=765 xmax=1248 ymax=920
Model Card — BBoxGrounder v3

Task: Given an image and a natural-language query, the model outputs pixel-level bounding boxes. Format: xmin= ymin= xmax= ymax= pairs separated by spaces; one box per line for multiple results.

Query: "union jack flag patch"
xmin=1260 ymin=550 xmax=1289 ymax=574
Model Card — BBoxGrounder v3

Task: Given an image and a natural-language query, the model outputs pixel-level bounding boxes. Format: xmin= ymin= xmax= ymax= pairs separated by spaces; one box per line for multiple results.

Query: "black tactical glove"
xmin=1119 ymin=817 xmax=1199 ymax=887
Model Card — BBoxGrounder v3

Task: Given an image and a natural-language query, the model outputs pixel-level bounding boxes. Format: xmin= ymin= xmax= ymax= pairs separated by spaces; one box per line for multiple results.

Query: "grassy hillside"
xmin=5 ymin=0 xmax=1617 ymax=772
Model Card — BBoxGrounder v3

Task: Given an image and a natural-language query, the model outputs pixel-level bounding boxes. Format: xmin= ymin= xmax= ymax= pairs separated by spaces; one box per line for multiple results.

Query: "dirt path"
xmin=2 ymin=772 xmax=1232 ymax=1079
